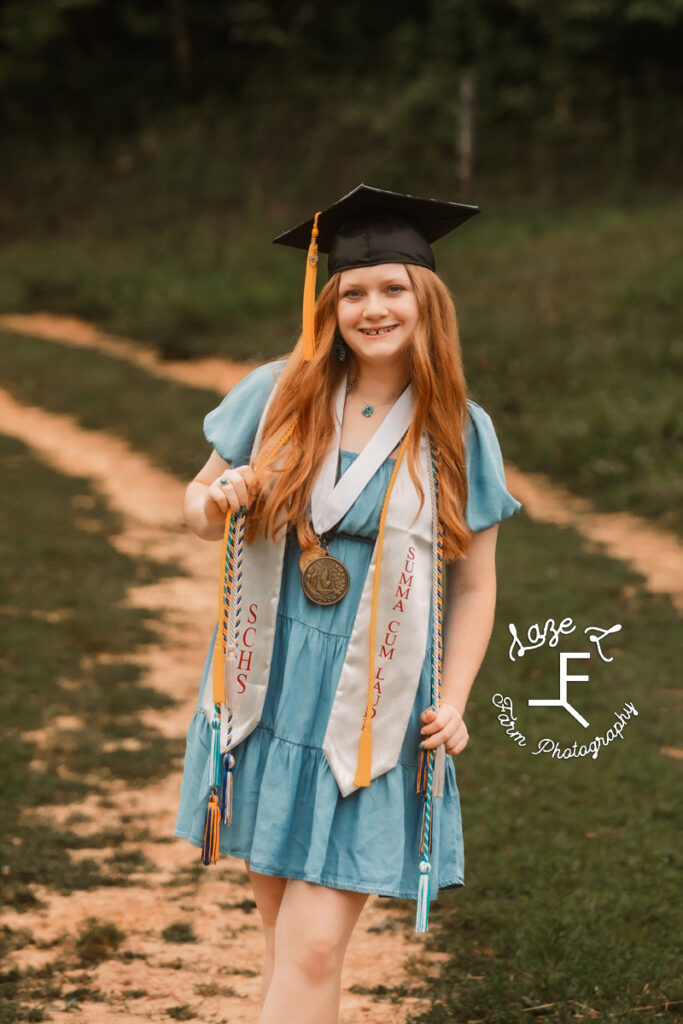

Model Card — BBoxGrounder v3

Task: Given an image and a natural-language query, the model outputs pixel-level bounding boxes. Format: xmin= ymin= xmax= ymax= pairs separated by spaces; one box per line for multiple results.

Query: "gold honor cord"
xmin=353 ymin=429 xmax=413 ymax=788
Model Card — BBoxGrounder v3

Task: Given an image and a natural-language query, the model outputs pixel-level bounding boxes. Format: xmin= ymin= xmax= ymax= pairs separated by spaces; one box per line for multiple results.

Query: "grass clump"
xmin=0 ymin=927 xmax=33 ymax=959
xmin=161 ymin=921 xmax=198 ymax=944
xmin=219 ymin=898 xmax=256 ymax=915
xmin=75 ymin=918 xmax=125 ymax=965
xmin=166 ymin=1006 xmax=197 ymax=1021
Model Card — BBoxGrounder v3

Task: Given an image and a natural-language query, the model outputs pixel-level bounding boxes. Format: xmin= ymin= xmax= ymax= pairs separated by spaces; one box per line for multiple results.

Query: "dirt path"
xmin=0 ymin=312 xmax=260 ymax=394
xmin=2 ymin=312 xmax=681 ymax=614
xmin=1 ymin=313 xmax=681 ymax=1018
xmin=0 ymin=387 xmax=444 ymax=1023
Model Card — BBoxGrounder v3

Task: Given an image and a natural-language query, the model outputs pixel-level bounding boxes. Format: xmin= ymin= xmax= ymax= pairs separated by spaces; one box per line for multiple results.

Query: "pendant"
xmin=299 ymin=543 xmax=350 ymax=605
xmin=361 ymin=405 xmax=374 ymax=417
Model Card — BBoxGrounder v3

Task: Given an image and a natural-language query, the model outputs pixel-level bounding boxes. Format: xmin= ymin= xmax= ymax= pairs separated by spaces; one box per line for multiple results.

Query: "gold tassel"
xmin=201 ymin=789 xmax=221 ymax=865
xmin=353 ymin=726 xmax=372 ymax=787
xmin=302 ymin=211 xmax=321 ymax=362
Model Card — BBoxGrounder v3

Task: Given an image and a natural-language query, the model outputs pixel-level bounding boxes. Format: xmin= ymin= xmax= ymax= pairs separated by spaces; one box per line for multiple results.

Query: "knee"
xmin=288 ymin=934 xmax=343 ymax=984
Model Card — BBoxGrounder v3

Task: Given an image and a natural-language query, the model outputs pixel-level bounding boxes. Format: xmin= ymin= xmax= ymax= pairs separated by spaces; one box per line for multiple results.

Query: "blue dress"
xmin=174 ymin=360 xmax=522 ymax=901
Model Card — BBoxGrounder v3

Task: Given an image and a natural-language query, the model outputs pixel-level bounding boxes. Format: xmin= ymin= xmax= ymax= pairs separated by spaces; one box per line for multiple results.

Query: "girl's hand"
xmin=203 ymin=464 xmax=256 ymax=522
xmin=419 ymin=702 xmax=469 ymax=756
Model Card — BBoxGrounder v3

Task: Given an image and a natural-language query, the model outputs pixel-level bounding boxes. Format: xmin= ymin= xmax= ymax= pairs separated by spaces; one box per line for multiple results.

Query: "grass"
xmin=457 ymin=197 xmax=683 ymax=533
xmin=0 ymin=918 xmax=118 ymax=1022
xmin=0 ymin=109 xmax=682 ymax=523
xmin=75 ymin=918 xmax=125 ymax=965
xmin=392 ymin=511 xmax=682 ymax=1023
xmin=1 ymin=194 xmax=681 ymax=533
xmin=0 ymin=328 xmax=217 ymax=482
xmin=166 ymin=1004 xmax=197 ymax=1020
xmin=0 ymin=433 xmax=183 ymax=913
xmin=0 ymin=252 xmax=679 ymax=1018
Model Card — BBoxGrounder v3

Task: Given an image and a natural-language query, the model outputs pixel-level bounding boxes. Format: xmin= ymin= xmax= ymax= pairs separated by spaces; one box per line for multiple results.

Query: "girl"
xmin=175 ymin=184 xmax=522 ymax=1023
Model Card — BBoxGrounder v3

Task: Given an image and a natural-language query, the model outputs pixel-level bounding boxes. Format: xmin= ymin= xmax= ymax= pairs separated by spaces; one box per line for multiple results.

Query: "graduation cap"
xmin=273 ymin=183 xmax=480 ymax=361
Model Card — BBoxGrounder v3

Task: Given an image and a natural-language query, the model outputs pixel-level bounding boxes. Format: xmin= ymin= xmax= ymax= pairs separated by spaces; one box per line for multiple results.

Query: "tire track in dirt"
xmin=0 ymin=386 xmax=443 ymax=1023
xmin=2 ymin=313 xmax=681 ymax=615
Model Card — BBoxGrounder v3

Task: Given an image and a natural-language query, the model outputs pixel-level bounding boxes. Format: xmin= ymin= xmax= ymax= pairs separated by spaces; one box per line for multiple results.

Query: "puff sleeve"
xmin=203 ymin=359 xmax=287 ymax=465
xmin=465 ymin=399 xmax=522 ymax=532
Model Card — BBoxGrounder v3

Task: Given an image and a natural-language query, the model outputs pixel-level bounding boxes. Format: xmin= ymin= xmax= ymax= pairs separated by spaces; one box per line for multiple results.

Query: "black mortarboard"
xmin=273 ymin=183 xmax=480 ymax=361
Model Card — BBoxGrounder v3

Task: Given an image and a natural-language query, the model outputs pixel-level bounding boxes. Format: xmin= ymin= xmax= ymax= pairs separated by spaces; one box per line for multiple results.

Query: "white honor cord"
xmin=310 ymin=372 xmax=417 ymax=536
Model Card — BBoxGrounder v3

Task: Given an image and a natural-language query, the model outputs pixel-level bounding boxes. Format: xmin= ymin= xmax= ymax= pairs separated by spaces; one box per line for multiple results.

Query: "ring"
xmin=219 ymin=476 xmax=228 ymax=485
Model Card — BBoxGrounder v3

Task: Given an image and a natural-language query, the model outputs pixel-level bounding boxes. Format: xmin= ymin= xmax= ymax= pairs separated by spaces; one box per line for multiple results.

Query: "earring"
xmin=332 ymin=330 xmax=346 ymax=362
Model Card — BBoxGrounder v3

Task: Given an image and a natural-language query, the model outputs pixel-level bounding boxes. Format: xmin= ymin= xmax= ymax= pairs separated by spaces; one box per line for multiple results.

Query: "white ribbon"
xmin=310 ymin=373 xmax=415 ymax=535
xmin=322 ymin=433 xmax=434 ymax=795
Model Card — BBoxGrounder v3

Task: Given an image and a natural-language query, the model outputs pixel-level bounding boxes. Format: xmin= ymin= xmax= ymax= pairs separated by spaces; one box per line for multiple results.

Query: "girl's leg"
xmin=258 ymin=878 xmax=370 ymax=1024
xmin=245 ymin=860 xmax=287 ymax=1007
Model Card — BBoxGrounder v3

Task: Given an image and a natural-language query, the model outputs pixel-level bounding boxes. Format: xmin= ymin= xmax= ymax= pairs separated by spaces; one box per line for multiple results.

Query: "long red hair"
xmin=245 ymin=264 xmax=472 ymax=563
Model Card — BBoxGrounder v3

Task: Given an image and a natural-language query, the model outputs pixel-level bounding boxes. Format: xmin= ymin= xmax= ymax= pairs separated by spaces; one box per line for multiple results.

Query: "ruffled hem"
xmin=174 ymin=710 xmax=465 ymax=902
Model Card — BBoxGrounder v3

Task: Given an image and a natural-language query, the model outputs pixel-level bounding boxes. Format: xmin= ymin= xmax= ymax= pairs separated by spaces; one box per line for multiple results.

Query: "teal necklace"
xmin=346 ymin=372 xmax=404 ymax=417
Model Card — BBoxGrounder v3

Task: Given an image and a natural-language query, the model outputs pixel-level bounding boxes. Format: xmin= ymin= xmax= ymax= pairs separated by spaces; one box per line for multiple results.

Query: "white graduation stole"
xmin=202 ymin=374 xmax=435 ymax=797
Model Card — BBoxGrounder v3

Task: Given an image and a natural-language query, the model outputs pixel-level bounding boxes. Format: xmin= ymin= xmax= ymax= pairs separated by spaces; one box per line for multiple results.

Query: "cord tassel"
xmin=209 ymin=713 xmax=222 ymax=788
xmin=415 ymin=860 xmax=431 ymax=933
xmin=219 ymin=752 xmax=234 ymax=825
xmin=201 ymin=789 xmax=221 ymax=865
xmin=302 ymin=212 xmax=321 ymax=362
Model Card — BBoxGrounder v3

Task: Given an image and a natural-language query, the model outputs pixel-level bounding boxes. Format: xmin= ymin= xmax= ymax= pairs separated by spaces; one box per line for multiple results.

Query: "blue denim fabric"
xmin=174 ymin=363 xmax=522 ymax=899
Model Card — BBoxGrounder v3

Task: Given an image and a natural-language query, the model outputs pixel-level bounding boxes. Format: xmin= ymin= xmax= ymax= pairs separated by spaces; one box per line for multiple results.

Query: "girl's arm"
xmin=419 ymin=524 xmax=498 ymax=753
xmin=441 ymin=523 xmax=498 ymax=716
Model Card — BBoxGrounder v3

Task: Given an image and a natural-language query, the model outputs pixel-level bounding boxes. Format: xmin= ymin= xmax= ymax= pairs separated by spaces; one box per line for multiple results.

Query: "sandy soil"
xmin=0 ymin=386 xmax=445 ymax=1023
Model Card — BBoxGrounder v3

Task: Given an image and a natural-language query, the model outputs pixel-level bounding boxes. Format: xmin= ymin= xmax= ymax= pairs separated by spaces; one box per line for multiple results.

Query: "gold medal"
xmin=300 ymin=541 xmax=349 ymax=605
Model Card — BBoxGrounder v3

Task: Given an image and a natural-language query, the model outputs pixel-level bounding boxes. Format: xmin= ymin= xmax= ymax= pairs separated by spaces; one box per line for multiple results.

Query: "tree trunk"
xmin=457 ymin=67 xmax=476 ymax=199
xmin=167 ymin=0 xmax=192 ymax=91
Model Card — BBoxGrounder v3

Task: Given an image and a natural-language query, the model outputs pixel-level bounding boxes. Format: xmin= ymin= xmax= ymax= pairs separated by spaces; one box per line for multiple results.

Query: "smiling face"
xmin=335 ymin=263 xmax=419 ymax=370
